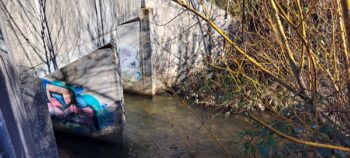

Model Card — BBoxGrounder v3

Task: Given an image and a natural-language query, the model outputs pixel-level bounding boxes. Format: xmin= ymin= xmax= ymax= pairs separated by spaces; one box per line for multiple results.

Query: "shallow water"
xmin=57 ymin=94 xmax=248 ymax=158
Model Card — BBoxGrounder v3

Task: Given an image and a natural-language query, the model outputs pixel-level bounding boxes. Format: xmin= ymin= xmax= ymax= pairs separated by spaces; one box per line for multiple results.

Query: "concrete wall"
xmin=105 ymin=0 xmax=232 ymax=95
xmin=0 ymin=28 xmax=5 ymax=53
xmin=1 ymin=19 xmax=49 ymax=157
xmin=0 ymin=0 xmax=146 ymax=97
xmin=0 ymin=0 xmax=140 ymax=77
xmin=44 ymin=46 xmax=125 ymax=143
xmin=145 ymin=0 xmax=231 ymax=93
xmin=0 ymin=0 xmax=139 ymax=156
xmin=117 ymin=21 xmax=144 ymax=94
xmin=1 ymin=0 xmax=231 ymax=96
xmin=116 ymin=9 xmax=154 ymax=95
xmin=1 ymin=19 xmax=59 ymax=156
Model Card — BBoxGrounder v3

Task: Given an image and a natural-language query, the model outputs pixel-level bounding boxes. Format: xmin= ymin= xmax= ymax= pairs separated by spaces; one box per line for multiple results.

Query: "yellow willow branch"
xmin=272 ymin=0 xmax=319 ymax=113
xmin=271 ymin=0 xmax=307 ymax=94
xmin=339 ymin=0 xmax=350 ymax=108
xmin=331 ymin=7 xmax=340 ymax=82
xmin=171 ymin=0 xmax=309 ymax=100
xmin=248 ymin=113 xmax=350 ymax=152
xmin=296 ymin=0 xmax=306 ymax=73
xmin=270 ymin=0 xmax=298 ymax=68
xmin=338 ymin=0 xmax=350 ymax=71
xmin=266 ymin=15 xmax=293 ymax=77
xmin=272 ymin=0 xmax=318 ymax=68
xmin=272 ymin=0 xmax=318 ymax=83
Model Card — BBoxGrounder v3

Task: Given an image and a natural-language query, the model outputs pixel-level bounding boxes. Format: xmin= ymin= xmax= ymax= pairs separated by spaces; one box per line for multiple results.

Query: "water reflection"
xmin=57 ymin=94 xmax=248 ymax=158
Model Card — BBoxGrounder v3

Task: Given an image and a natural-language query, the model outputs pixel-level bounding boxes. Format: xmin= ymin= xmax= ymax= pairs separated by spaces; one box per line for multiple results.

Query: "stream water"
xmin=57 ymin=94 xmax=249 ymax=158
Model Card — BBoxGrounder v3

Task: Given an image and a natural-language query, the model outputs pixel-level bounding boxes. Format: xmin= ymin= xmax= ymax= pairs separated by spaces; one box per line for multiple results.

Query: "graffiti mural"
xmin=42 ymin=79 xmax=115 ymax=133
xmin=119 ymin=48 xmax=142 ymax=82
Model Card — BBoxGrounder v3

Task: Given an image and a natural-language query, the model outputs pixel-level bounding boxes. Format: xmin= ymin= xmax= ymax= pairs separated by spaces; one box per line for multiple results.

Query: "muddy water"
xmin=57 ymin=94 xmax=249 ymax=158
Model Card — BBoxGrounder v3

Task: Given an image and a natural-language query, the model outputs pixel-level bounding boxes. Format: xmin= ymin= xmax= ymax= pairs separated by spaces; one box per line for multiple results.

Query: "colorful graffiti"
xmin=120 ymin=48 xmax=142 ymax=82
xmin=42 ymin=79 xmax=115 ymax=133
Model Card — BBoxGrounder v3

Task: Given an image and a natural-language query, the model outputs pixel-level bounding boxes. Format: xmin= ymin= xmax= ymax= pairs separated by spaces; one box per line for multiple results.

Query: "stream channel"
xmin=57 ymin=94 xmax=250 ymax=158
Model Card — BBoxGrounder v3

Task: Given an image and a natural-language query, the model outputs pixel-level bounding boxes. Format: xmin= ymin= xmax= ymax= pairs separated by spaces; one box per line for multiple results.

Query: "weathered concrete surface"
xmin=0 ymin=18 xmax=58 ymax=157
xmin=0 ymin=0 xmax=140 ymax=77
xmin=145 ymin=0 xmax=231 ymax=93
xmin=1 ymin=0 xmax=231 ymax=96
xmin=0 ymin=28 xmax=5 ymax=53
xmin=116 ymin=9 xmax=154 ymax=95
xmin=117 ymin=21 xmax=144 ymax=94
xmin=115 ymin=0 xmax=231 ymax=94
xmin=0 ymin=48 xmax=56 ymax=158
xmin=0 ymin=0 xmax=139 ymax=156
xmin=139 ymin=8 xmax=155 ymax=95
xmin=18 ymin=71 xmax=59 ymax=157
xmin=44 ymin=46 xmax=126 ymax=144
xmin=1 ymin=0 xmax=230 ymax=96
